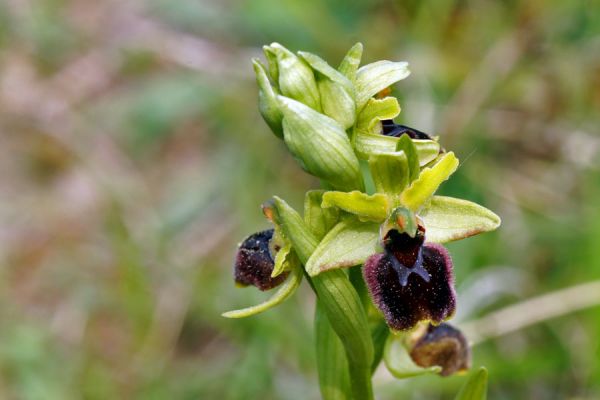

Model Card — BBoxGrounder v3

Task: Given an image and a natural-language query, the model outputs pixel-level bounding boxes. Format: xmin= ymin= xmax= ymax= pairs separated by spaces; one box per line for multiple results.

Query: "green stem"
xmin=271 ymin=198 xmax=374 ymax=400
xmin=315 ymin=301 xmax=352 ymax=400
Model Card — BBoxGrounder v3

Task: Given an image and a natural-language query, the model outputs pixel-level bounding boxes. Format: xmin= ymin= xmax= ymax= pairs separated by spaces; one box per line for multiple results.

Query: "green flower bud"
xmin=299 ymin=51 xmax=356 ymax=129
xmin=266 ymin=43 xmax=321 ymax=111
xmin=252 ymin=59 xmax=284 ymax=138
xmin=278 ymin=95 xmax=363 ymax=191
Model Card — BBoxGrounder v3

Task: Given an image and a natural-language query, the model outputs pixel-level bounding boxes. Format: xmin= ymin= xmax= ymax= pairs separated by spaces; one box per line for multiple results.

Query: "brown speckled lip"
xmin=234 ymin=229 xmax=288 ymax=291
xmin=363 ymin=230 xmax=456 ymax=331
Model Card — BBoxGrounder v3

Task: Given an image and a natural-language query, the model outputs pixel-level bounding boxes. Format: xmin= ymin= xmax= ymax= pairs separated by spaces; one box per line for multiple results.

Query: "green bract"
xmin=227 ymin=42 xmax=501 ymax=400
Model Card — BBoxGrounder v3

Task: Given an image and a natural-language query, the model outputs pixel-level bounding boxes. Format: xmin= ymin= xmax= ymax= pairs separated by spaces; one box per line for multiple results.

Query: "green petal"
xmin=400 ymin=152 xmax=459 ymax=211
xmin=354 ymin=131 xmax=440 ymax=166
xmin=222 ymin=256 xmax=303 ymax=318
xmin=338 ymin=42 xmax=363 ymax=82
xmin=268 ymin=43 xmax=321 ymax=110
xmin=355 ymin=61 xmax=410 ymax=110
xmin=304 ymin=190 xmax=340 ymax=240
xmin=279 ymin=96 xmax=363 ymax=191
xmin=253 ymin=59 xmax=283 ymax=138
xmin=420 ymin=196 xmax=501 ymax=243
xmin=306 ymin=217 xmax=380 ymax=276
xmin=355 ymin=97 xmax=401 ymax=135
xmin=383 ymin=333 xmax=441 ymax=379
xmin=322 ymin=191 xmax=390 ymax=222
xmin=368 ymin=151 xmax=409 ymax=197
xmin=455 ymin=367 xmax=488 ymax=400
xmin=271 ymin=241 xmax=292 ymax=277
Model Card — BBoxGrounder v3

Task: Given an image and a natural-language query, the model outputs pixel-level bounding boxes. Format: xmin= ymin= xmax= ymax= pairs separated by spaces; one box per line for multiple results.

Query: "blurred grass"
xmin=0 ymin=0 xmax=599 ymax=399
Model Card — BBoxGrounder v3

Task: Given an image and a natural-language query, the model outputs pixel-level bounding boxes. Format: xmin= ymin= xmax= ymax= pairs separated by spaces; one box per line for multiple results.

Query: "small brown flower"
xmin=234 ymin=229 xmax=288 ymax=291
xmin=409 ymin=323 xmax=471 ymax=376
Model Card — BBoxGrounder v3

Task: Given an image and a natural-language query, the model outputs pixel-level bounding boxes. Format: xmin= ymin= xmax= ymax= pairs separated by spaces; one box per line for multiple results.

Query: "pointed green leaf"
xmin=355 ymin=97 xmax=401 ymax=135
xmin=271 ymin=241 xmax=292 ymax=277
xmin=268 ymin=43 xmax=321 ymax=110
xmin=396 ymin=135 xmax=419 ymax=183
xmin=370 ymin=319 xmax=390 ymax=373
xmin=222 ymin=256 xmax=303 ymax=318
xmin=315 ymin=302 xmax=352 ymax=400
xmin=420 ymin=196 xmax=501 ymax=243
xmin=354 ymin=131 xmax=440 ymax=166
xmin=384 ymin=333 xmax=441 ymax=379
xmin=455 ymin=367 xmax=488 ymax=400
xmin=304 ymin=190 xmax=340 ymax=240
xmin=400 ymin=152 xmax=459 ymax=211
xmin=355 ymin=61 xmax=410 ymax=110
xmin=306 ymin=218 xmax=380 ymax=276
xmin=338 ymin=42 xmax=363 ymax=82
xmin=266 ymin=196 xmax=319 ymax=264
xmin=368 ymin=151 xmax=410 ymax=196
xmin=253 ymin=59 xmax=283 ymax=138
xmin=279 ymin=96 xmax=363 ymax=191
xmin=322 ymin=191 xmax=389 ymax=222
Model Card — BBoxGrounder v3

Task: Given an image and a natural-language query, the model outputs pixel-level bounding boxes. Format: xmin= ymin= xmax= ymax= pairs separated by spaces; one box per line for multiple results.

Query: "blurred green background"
xmin=0 ymin=0 xmax=599 ymax=399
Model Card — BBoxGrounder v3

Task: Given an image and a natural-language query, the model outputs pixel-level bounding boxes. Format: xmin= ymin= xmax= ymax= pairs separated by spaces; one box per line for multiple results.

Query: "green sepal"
xmin=299 ymin=51 xmax=356 ymax=129
xmin=420 ymin=196 xmax=501 ymax=243
xmin=383 ymin=333 xmax=441 ymax=379
xmin=368 ymin=151 xmax=409 ymax=197
xmin=455 ymin=367 xmax=488 ymax=400
xmin=252 ymin=59 xmax=284 ymax=138
xmin=315 ymin=302 xmax=352 ymax=400
xmin=264 ymin=196 xmax=318 ymax=264
xmin=355 ymin=60 xmax=410 ymax=110
xmin=322 ymin=191 xmax=390 ymax=222
xmin=338 ymin=42 xmax=363 ymax=82
xmin=306 ymin=217 xmax=380 ymax=276
xmin=271 ymin=241 xmax=292 ymax=277
xmin=304 ymin=190 xmax=340 ymax=240
xmin=267 ymin=43 xmax=321 ymax=110
xmin=222 ymin=253 xmax=303 ymax=318
xmin=354 ymin=131 xmax=440 ymax=166
xmin=396 ymin=135 xmax=420 ymax=183
xmin=355 ymin=97 xmax=401 ymax=135
xmin=279 ymin=96 xmax=363 ymax=191
xmin=400 ymin=152 xmax=459 ymax=211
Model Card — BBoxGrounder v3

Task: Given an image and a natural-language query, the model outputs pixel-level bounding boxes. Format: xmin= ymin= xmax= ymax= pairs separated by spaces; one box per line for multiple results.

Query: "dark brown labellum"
xmin=364 ymin=230 xmax=456 ymax=331
xmin=234 ymin=229 xmax=288 ymax=291
xmin=409 ymin=323 xmax=471 ymax=376
xmin=381 ymin=120 xmax=433 ymax=140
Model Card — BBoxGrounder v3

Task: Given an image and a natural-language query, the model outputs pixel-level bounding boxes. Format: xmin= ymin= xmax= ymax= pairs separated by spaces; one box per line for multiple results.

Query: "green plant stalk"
xmin=271 ymin=198 xmax=374 ymax=400
xmin=315 ymin=301 xmax=352 ymax=400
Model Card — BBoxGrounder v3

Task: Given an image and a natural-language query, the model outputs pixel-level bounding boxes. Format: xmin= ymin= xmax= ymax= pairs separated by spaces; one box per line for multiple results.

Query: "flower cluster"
xmin=223 ymin=43 xmax=500 ymax=398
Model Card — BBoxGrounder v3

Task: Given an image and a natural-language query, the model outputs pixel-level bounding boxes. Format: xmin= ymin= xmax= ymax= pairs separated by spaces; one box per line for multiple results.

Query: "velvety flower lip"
xmin=234 ymin=229 xmax=288 ymax=291
xmin=364 ymin=229 xmax=456 ymax=331
xmin=381 ymin=120 xmax=433 ymax=140
xmin=409 ymin=323 xmax=471 ymax=376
